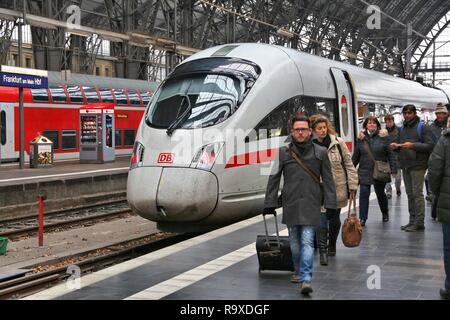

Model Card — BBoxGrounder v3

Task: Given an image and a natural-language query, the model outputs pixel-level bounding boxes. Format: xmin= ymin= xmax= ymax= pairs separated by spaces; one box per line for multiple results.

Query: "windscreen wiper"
xmin=166 ymin=94 xmax=192 ymax=136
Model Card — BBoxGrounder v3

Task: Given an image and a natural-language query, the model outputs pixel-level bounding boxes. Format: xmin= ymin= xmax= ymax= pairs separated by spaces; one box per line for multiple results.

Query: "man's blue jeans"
xmin=443 ymin=223 xmax=450 ymax=292
xmin=288 ymin=225 xmax=315 ymax=283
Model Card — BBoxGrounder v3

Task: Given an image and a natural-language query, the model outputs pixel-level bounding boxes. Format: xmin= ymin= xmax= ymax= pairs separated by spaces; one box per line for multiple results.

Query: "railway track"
xmin=0 ymin=200 xmax=132 ymax=239
xmin=0 ymin=232 xmax=198 ymax=300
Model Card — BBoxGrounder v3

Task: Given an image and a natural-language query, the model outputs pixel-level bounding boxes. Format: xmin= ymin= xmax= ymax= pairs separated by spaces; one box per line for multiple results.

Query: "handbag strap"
xmin=336 ymin=141 xmax=349 ymax=184
xmin=347 ymin=192 xmax=357 ymax=219
xmin=287 ymin=146 xmax=321 ymax=185
xmin=362 ymin=140 xmax=376 ymax=164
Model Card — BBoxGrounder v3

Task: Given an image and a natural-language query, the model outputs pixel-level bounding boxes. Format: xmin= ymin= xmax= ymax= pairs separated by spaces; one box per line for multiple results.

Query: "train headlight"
xmin=190 ymin=142 xmax=224 ymax=171
xmin=130 ymin=141 xmax=145 ymax=170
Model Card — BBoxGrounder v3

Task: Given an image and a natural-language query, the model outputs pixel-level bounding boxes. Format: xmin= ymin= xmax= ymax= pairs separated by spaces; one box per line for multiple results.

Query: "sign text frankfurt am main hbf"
xmin=0 ymin=71 xmax=49 ymax=89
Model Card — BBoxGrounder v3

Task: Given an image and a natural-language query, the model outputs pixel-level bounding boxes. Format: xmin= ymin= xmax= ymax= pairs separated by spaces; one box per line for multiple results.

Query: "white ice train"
xmin=127 ymin=43 xmax=449 ymax=233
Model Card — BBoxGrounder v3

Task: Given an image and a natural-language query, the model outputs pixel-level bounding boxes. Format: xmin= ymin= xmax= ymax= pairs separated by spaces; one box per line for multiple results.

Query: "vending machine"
xmin=79 ymin=103 xmax=115 ymax=163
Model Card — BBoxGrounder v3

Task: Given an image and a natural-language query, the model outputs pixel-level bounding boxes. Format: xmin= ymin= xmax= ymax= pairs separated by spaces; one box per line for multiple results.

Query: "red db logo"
xmin=158 ymin=153 xmax=174 ymax=164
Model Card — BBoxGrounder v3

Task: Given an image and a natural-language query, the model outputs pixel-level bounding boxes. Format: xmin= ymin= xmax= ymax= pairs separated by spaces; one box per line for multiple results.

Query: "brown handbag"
xmin=341 ymin=194 xmax=362 ymax=247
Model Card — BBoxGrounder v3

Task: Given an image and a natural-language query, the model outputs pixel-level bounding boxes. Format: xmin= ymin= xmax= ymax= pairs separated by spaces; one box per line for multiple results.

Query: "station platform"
xmin=0 ymin=155 xmax=130 ymax=186
xmin=0 ymin=156 xmax=130 ymax=220
xmin=25 ymin=189 xmax=446 ymax=300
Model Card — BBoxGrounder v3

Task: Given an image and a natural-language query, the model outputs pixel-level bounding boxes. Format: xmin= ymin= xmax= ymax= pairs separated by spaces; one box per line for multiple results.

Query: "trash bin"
xmin=0 ymin=237 xmax=8 ymax=255
xmin=30 ymin=134 xmax=54 ymax=168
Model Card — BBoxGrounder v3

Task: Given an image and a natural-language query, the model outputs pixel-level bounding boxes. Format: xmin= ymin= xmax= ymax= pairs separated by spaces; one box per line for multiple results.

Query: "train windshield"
xmin=145 ymin=58 xmax=260 ymax=130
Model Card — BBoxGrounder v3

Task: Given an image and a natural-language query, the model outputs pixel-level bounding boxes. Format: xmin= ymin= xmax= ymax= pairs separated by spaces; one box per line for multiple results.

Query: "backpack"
xmin=400 ymin=121 xmax=425 ymax=143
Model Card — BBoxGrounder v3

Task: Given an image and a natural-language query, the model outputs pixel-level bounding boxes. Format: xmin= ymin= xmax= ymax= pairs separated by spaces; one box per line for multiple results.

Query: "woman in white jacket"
xmin=310 ymin=115 xmax=359 ymax=265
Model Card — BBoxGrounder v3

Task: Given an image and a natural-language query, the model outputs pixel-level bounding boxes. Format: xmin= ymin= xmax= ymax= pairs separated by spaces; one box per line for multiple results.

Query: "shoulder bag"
xmin=363 ymin=140 xmax=391 ymax=183
xmin=341 ymin=194 xmax=362 ymax=247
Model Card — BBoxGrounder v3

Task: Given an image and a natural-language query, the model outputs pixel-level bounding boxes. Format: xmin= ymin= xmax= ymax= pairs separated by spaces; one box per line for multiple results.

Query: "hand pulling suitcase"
xmin=256 ymin=213 xmax=294 ymax=273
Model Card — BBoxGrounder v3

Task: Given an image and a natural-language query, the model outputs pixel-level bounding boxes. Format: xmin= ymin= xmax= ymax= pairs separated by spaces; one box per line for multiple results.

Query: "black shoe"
xmin=440 ymin=288 xmax=450 ymax=300
xmin=319 ymin=252 xmax=328 ymax=266
xmin=404 ymin=225 xmax=425 ymax=232
xmin=360 ymin=219 xmax=366 ymax=227
xmin=401 ymin=223 xmax=412 ymax=230
xmin=382 ymin=213 xmax=389 ymax=222
xmin=328 ymin=243 xmax=336 ymax=256
xmin=396 ymin=190 xmax=401 ymax=196
xmin=386 ymin=193 xmax=392 ymax=199
xmin=300 ymin=282 xmax=313 ymax=295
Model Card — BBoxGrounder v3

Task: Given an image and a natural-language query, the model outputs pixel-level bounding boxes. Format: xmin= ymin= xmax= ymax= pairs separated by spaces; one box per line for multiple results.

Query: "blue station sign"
xmin=0 ymin=72 xmax=48 ymax=89
xmin=0 ymin=65 xmax=48 ymax=89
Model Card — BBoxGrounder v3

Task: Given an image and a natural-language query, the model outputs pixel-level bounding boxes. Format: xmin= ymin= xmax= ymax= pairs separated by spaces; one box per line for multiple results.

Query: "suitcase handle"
xmin=262 ymin=213 xmax=281 ymax=249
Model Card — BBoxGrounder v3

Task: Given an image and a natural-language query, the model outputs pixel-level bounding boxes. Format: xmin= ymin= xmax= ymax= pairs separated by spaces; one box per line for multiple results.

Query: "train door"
xmin=330 ymin=68 xmax=356 ymax=151
xmin=0 ymin=103 xmax=15 ymax=161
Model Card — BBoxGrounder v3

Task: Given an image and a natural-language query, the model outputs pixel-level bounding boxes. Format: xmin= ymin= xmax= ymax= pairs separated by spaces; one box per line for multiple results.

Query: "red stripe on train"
xmin=224 ymin=148 xmax=279 ymax=169
xmin=224 ymin=141 xmax=352 ymax=169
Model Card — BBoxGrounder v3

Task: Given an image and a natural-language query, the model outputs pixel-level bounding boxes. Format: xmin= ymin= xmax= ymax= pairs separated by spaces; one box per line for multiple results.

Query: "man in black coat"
xmin=427 ymin=119 xmax=450 ymax=300
xmin=264 ymin=115 xmax=336 ymax=295
xmin=390 ymin=105 xmax=435 ymax=232
xmin=426 ymin=104 xmax=449 ymax=218
xmin=384 ymin=114 xmax=402 ymax=198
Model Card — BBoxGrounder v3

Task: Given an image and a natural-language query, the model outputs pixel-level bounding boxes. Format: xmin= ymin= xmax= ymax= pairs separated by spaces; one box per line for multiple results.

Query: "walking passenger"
xmin=264 ymin=115 xmax=336 ymax=295
xmin=310 ymin=115 xmax=358 ymax=265
xmin=390 ymin=105 xmax=435 ymax=232
xmin=384 ymin=114 xmax=402 ymax=198
xmin=427 ymin=116 xmax=450 ymax=300
xmin=352 ymin=116 xmax=397 ymax=226
xmin=427 ymin=104 xmax=449 ymax=220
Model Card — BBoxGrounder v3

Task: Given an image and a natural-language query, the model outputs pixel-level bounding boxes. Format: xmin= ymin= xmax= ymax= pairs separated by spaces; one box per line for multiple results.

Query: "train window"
xmin=62 ymin=130 xmax=76 ymax=150
xmin=1 ymin=111 xmax=6 ymax=145
xmin=49 ymin=86 xmax=67 ymax=103
xmin=141 ymin=91 xmax=152 ymax=106
xmin=31 ymin=89 xmax=49 ymax=102
xmin=127 ymin=89 xmax=141 ymax=105
xmin=67 ymin=86 xmax=84 ymax=104
xmin=113 ymin=89 xmax=129 ymax=105
xmin=43 ymin=130 xmax=59 ymax=150
xmin=254 ymin=96 xmax=303 ymax=140
xmin=115 ymin=129 xmax=122 ymax=146
xmin=315 ymin=98 xmax=336 ymax=122
xmin=123 ymin=129 xmax=135 ymax=146
xmin=99 ymin=88 xmax=114 ymax=103
xmin=146 ymin=74 xmax=247 ymax=129
xmin=83 ymin=86 xmax=100 ymax=103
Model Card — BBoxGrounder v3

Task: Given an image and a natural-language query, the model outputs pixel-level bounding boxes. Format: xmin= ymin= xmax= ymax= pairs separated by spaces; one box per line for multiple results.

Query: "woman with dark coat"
xmin=352 ymin=116 xmax=397 ymax=226
xmin=427 ymin=118 xmax=450 ymax=300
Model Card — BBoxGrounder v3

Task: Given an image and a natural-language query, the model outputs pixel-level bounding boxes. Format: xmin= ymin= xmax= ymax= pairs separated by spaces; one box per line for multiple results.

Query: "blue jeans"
xmin=443 ymin=223 xmax=450 ymax=291
xmin=359 ymin=182 xmax=388 ymax=221
xmin=288 ymin=225 xmax=315 ymax=283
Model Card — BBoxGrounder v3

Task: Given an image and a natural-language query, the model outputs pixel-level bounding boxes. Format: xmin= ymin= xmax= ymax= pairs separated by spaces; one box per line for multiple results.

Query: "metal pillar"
xmin=405 ymin=23 xmax=412 ymax=79
xmin=18 ymin=0 xmax=26 ymax=169
xmin=432 ymin=41 xmax=436 ymax=87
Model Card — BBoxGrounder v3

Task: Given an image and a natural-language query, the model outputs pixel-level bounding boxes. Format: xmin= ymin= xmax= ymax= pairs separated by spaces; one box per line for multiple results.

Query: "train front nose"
xmin=127 ymin=167 xmax=218 ymax=222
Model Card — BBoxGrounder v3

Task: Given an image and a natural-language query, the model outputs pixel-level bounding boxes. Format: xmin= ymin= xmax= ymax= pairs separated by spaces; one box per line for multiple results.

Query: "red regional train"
xmin=0 ymin=71 xmax=158 ymax=162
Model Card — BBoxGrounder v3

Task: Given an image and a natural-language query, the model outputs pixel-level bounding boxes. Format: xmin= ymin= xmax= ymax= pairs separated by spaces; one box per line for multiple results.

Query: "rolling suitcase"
xmin=256 ymin=213 xmax=294 ymax=273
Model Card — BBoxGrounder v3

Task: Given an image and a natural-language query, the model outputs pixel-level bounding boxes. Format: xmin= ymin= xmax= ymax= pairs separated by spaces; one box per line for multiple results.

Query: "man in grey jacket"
xmin=427 ymin=117 xmax=450 ymax=300
xmin=264 ymin=115 xmax=336 ymax=295
xmin=426 ymin=104 xmax=449 ymax=219
xmin=390 ymin=105 xmax=435 ymax=232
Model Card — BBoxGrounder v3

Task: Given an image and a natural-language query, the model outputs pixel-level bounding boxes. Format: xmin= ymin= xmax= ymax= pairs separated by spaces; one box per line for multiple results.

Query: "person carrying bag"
xmin=352 ymin=116 xmax=397 ymax=226
xmin=342 ymin=193 xmax=362 ymax=247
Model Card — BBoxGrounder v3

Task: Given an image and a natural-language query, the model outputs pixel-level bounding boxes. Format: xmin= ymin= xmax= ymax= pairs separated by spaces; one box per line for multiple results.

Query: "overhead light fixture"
xmin=277 ymin=28 xmax=295 ymax=39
